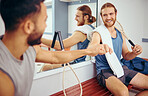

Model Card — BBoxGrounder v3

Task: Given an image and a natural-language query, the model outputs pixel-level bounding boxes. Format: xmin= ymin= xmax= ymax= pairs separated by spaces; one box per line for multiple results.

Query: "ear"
xmin=84 ymin=15 xmax=89 ymax=23
xmin=23 ymin=20 xmax=35 ymax=35
xmin=115 ymin=11 xmax=117 ymax=16
xmin=84 ymin=15 xmax=89 ymax=20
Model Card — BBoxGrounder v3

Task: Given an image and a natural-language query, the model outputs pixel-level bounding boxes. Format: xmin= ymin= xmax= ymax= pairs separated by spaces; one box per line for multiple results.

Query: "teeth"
xmin=107 ymin=20 xmax=112 ymax=22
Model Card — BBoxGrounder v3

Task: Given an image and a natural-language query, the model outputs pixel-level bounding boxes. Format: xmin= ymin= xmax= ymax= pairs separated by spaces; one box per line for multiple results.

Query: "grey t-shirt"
xmin=0 ymin=36 xmax=36 ymax=96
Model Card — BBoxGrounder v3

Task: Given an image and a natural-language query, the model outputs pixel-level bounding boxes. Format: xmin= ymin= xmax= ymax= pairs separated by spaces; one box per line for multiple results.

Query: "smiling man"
xmin=89 ymin=2 xmax=148 ymax=96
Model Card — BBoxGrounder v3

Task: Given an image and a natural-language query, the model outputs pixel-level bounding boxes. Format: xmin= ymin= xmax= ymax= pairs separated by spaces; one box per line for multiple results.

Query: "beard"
xmin=27 ymin=29 xmax=43 ymax=46
xmin=77 ymin=18 xmax=85 ymax=26
xmin=104 ymin=18 xmax=116 ymax=28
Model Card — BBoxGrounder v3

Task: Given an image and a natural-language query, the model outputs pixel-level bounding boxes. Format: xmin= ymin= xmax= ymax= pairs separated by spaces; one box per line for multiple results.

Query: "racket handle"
xmin=57 ymin=31 xmax=64 ymax=50
xmin=51 ymin=32 xmax=58 ymax=48
xmin=128 ymin=39 xmax=135 ymax=47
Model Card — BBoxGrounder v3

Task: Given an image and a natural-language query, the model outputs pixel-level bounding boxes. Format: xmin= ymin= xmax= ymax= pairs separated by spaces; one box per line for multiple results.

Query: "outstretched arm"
xmin=41 ymin=31 xmax=86 ymax=50
xmin=34 ymin=44 xmax=101 ymax=64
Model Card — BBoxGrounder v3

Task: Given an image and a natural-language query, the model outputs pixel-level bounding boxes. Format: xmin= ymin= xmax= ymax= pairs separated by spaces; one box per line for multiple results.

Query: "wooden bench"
xmin=51 ymin=77 xmax=112 ymax=96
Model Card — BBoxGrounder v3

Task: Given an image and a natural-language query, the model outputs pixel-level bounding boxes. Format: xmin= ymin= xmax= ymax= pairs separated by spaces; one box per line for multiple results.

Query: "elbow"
xmin=122 ymin=54 xmax=130 ymax=61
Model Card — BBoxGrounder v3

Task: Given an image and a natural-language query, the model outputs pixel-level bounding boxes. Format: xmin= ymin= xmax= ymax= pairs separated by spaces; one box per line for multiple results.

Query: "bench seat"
xmin=51 ymin=77 xmax=112 ymax=96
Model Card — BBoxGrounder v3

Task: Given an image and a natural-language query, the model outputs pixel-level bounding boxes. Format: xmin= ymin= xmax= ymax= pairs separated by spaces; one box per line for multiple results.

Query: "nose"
xmin=106 ymin=15 xmax=111 ymax=19
xmin=75 ymin=16 xmax=77 ymax=21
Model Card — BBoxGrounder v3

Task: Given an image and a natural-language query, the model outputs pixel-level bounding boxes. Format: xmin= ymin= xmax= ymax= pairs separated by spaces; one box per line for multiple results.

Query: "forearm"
xmin=41 ymin=38 xmax=61 ymax=50
xmin=50 ymin=49 xmax=89 ymax=64
xmin=123 ymin=51 xmax=138 ymax=60
xmin=41 ymin=38 xmax=52 ymax=46
xmin=35 ymin=48 xmax=90 ymax=64
xmin=122 ymin=44 xmax=142 ymax=60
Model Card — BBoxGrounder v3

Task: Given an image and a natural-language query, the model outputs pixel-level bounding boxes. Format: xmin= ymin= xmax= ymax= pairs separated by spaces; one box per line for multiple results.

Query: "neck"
xmin=2 ymin=30 xmax=29 ymax=60
xmin=84 ymin=20 xmax=92 ymax=25
xmin=107 ymin=26 xmax=115 ymax=33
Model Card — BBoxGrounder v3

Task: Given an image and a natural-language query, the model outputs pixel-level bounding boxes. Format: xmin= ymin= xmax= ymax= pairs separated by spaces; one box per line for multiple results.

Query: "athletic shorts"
xmin=97 ymin=65 xmax=138 ymax=87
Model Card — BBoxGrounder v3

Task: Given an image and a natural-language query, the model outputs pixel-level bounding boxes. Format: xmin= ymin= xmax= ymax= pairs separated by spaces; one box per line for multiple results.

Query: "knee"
xmin=117 ymin=87 xmax=129 ymax=96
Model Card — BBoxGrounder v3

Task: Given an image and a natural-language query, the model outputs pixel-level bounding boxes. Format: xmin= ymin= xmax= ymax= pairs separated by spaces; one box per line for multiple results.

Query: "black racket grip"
xmin=57 ymin=31 xmax=64 ymax=50
xmin=128 ymin=39 xmax=135 ymax=47
xmin=51 ymin=32 xmax=58 ymax=48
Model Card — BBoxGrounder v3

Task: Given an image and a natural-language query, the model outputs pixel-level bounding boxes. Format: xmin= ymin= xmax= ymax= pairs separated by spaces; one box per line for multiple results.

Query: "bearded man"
xmin=89 ymin=2 xmax=148 ymax=96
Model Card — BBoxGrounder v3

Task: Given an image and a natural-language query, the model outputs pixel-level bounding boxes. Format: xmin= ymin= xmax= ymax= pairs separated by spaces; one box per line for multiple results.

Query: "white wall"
xmin=142 ymin=0 xmax=148 ymax=58
xmin=143 ymin=0 xmax=148 ymax=38
xmin=0 ymin=15 xmax=5 ymax=35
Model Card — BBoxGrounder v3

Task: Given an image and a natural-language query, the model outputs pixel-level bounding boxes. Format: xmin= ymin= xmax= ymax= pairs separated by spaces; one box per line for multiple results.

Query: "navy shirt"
xmin=95 ymin=28 xmax=124 ymax=75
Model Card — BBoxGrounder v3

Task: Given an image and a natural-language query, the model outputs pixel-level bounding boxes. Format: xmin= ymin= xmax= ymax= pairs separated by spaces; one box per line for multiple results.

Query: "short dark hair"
xmin=0 ymin=0 xmax=45 ymax=32
xmin=100 ymin=2 xmax=117 ymax=16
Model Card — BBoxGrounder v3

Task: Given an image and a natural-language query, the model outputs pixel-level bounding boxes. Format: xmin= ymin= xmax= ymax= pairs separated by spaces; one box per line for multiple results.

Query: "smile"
xmin=106 ymin=20 xmax=112 ymax=22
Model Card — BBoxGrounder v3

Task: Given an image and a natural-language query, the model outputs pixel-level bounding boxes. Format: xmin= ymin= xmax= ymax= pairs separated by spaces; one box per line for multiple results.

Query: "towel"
xmin=75 ymin=25 xmax=94 ymax=39
xmin=75 ymin=24 xmax=96 ymax=62
xmin=93 ymin=25 xmax=124 ymax=78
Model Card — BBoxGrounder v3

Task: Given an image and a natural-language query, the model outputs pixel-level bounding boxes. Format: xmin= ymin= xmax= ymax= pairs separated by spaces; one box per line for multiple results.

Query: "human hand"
xmin=87 ymin=44 xmax=113 ymax=56
xmin=103 ymin=44 xmax=113 ymax=54
xmin=131 ymin=44 xmax=142 ymax=55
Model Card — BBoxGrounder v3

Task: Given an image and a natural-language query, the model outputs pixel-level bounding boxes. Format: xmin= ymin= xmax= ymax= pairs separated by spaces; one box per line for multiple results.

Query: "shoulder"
xmin=75 ymin=25 xmax=94 ymax=34
xmin=25 ymin=46 xmax=37 ymax=60
xmin=0 ymin=69 xmax=15 ymax=96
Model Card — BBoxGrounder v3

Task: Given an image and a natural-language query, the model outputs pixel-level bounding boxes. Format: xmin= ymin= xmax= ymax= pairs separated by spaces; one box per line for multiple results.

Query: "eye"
xmin=103 ymin=14 xmax=107 ymax=17
xmin=110 ymin=13 xmax=113 ymax=15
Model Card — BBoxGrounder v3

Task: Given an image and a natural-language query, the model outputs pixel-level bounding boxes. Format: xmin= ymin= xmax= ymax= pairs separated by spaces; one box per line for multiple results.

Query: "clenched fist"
xmin=131 ymin=44 xmax=142 ymax=55
xmin=87 ymin=44 xmax=113 ymax=56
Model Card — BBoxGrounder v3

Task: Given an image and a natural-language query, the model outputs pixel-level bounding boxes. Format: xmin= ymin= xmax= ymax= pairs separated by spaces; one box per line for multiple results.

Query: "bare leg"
xmin=129 ymin=73 xmax=148 ymax=96
xmin=106 ymin=76 xmax=129 ymax=96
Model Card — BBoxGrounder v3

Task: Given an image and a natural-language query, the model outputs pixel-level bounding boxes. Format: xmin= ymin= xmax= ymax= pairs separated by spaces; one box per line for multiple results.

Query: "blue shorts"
xmin=97 ymin=66 xmax=138 ymax=87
